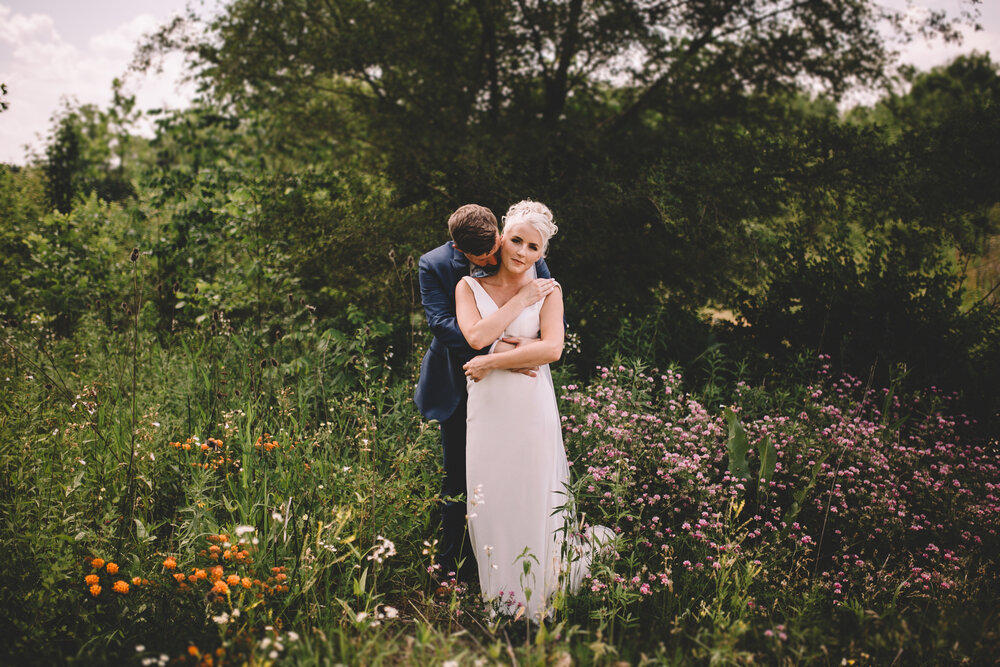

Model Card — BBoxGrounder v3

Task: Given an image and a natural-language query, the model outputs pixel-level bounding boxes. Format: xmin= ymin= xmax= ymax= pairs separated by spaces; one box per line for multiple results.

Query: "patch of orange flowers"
xmin=83 ymin=555 xmax=148 ymax=599
xmin=255 ymin=433 xmax=281 ymax=452
xmin=168 ymin=437 xmax=241 ymax=472
xmin=163 ymin=534 xmax=289 ymax=602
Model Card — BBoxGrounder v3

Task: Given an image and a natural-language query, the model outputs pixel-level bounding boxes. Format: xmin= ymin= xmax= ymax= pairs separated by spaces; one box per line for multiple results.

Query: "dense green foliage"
xmin=133 ymin=2 xmax=1000 ymax=428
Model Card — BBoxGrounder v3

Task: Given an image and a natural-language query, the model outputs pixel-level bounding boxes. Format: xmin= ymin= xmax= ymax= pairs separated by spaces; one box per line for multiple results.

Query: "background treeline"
xmin=2 ymin=0 xmax=998 ymax=430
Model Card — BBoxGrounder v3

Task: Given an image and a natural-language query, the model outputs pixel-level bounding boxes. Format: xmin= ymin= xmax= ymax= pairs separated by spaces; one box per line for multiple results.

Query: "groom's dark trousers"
xmin=414 ymin=241 xmax=550 ymax=579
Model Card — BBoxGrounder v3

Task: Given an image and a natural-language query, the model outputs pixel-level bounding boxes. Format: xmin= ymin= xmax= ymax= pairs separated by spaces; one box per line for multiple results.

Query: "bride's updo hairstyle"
xmin=501 ymin=200 xmax=558 ymax=253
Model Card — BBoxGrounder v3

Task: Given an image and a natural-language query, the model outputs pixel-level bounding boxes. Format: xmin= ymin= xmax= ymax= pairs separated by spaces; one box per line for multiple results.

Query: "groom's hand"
xmin=463 ymin=355 xmax=493 ymax=382
xmin=517 ymin=278 xmax=557 ymax=307
xmin=499 ymin=336 xmax=540 ymax=378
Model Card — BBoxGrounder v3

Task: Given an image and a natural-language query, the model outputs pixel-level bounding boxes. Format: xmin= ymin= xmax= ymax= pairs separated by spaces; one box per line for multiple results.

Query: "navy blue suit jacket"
xmin=414 ymin=241 xmax=551 ymax=422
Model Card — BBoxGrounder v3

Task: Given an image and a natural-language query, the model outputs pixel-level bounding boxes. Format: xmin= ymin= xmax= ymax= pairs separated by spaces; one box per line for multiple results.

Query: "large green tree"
xmin=135 ymin=0 xmax=988 ymax=369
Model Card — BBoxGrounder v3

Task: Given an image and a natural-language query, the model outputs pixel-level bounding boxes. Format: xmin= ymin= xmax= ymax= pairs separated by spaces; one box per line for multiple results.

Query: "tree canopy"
xmin=9 ymin=0 xmax=992 ymax=422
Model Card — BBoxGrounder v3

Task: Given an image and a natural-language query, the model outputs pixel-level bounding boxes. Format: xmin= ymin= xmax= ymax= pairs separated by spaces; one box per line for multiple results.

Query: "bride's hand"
xmin=496 ymin=336 xmax=539 ymax=378
xmin=492 ymin=339 xmax=517 ymax=355
xmin=517 ymin=278 xmax=557 ymax=307
xmin=463 ymin=355 xmax=493 ymax=382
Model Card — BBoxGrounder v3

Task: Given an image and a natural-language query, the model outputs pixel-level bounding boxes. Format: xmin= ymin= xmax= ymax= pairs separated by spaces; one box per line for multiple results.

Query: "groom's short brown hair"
xmin=448 ymin=204 xmax=498 ymax=256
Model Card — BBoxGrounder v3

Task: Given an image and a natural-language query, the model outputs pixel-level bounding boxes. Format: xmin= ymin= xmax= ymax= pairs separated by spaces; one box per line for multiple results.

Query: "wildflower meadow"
xmin=1 ymin=295 xmax=997 ymax=665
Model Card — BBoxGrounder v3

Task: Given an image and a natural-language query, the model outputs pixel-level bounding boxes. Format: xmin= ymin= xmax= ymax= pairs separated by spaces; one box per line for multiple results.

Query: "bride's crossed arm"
xmin=458 ymin=286 xmax=565 ymax=382
xmin=455 ymin=277 xmax=555 ymax=350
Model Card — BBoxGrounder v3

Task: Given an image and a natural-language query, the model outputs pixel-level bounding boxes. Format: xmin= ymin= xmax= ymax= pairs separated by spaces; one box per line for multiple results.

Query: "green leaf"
xmin=724 ymin=407 xmax=751 ymax=480
xmin=757 ymin=434 xmax=777 ymax=483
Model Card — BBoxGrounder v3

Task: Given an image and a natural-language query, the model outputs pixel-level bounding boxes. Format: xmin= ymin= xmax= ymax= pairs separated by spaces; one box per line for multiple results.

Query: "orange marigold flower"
xmin=201 ymin=443 xmax=209 ymax=451
xmin=240 ymin=577 xmax=252 ymax=589
xmin=85 ymin=574 xmax=99 ymax=586
xmin=210 ymin=566 xmax=224 ymax=581
xmin=89 ymin=584 xmax=101 ymax=597
xmin=209 ymin=545 xmax=220 ymax=553
xmin=132 ymin=576 xmax=142 ymax=586
xmin=276 ymin=572 xmax=287 ymax=582
xmin=113 ymin=580 xmax=129 ymax=594
xmin=188 ymin=646 xmax=199 ymax=656
xmin=194 ymin=569 xmax=208 ymax=580
xmin=182 ymin=443 xmax=191 ymax=450
xmin=105 ymin=562 xmax=119 ymax=575
xmin=91 ymin=558 xmax=105 ymax=569
xmin=163 ymin=557 xmax=177 ymax=570
xmin=173 ymin=573 xmax=186 ymax=583
xmin=226 ymin=574 xmax=240 ymax=587
xmin=211 ymin=581 xmax=229 ymax=595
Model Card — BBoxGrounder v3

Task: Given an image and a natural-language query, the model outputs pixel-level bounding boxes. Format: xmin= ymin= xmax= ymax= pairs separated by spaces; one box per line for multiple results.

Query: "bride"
xmin=455 ymin=200 xmax=610 ymax=620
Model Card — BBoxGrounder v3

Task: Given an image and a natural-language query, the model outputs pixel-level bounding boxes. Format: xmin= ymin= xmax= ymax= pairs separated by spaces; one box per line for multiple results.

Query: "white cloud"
xmin=88 ymin=14 xmax=161 ymax=57
xmin=0 ymin=6 xmax=60 ymax=48
xmin=0 ymin=4 xmax=196 ymax=165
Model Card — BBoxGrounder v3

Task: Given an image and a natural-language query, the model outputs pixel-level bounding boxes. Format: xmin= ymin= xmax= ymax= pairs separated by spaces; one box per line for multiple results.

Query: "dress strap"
xmin=462 ymin=276 xmax=498 ymax=316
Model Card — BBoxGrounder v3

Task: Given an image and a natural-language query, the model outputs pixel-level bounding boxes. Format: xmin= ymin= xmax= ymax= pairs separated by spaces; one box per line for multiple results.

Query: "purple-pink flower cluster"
xmin=559 ymin=360 xmax=999 ymax=610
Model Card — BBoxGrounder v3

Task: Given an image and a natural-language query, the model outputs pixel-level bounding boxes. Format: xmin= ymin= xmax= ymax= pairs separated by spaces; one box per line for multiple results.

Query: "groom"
xmin=415 ymin=203 xmax=553 ymax=583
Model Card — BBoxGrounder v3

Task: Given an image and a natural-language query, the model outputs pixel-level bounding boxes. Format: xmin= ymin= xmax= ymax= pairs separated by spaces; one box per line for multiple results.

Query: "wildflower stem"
xmin=119 ymin=248 xmax=143 ymax=542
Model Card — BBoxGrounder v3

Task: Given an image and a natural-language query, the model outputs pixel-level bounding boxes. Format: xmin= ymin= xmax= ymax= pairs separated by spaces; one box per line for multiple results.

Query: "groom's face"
xmin=457 ymin=233 xmax=502 ymax=268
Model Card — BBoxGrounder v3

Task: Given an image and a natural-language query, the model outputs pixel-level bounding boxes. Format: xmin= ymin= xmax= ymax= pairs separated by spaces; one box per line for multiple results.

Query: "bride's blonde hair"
xmin=501 ymin=200 xmax=558 ymax=253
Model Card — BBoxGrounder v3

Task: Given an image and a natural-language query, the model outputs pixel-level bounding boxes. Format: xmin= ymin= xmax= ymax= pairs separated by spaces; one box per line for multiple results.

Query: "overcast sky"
xmin=1 ymin=0 xmax=996 ymax=165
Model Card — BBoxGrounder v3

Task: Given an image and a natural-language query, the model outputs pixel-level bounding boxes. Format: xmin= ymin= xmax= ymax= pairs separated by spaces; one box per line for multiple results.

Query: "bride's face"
xmin=500 ymin=222 xmax=544 ymax=273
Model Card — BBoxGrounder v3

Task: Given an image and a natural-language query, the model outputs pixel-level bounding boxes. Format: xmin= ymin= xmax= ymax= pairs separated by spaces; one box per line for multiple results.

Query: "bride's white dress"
xmin=463 ymin=276 xmax=610 ymax=620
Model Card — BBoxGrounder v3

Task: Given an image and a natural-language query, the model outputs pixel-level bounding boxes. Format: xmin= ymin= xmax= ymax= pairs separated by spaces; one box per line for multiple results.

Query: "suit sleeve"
xmin=535 ymin=257 xmax=552 ymax=280
xmin=419 ymin=255 xmax=477 ymax=352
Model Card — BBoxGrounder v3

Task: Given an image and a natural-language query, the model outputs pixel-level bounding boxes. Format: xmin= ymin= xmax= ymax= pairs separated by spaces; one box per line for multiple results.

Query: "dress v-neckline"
xmin=468 ymin=276 xmax=516 ymax=310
